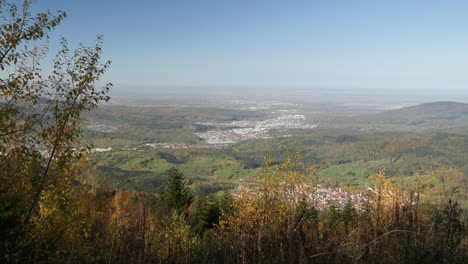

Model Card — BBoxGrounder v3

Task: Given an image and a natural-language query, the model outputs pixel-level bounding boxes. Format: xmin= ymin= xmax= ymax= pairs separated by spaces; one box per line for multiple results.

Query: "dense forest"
xmin=0 ymin=1 xmax=466 ymax=263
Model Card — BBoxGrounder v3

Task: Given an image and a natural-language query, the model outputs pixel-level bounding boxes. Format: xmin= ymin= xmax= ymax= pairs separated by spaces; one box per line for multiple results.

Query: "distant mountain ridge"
xmin=380 ymin=101 xmax=468 ymax=117
xmin=385 ymin=101 xmax=467 ymax=115
xmin=367 ymin=101 xmax=468 ymax=128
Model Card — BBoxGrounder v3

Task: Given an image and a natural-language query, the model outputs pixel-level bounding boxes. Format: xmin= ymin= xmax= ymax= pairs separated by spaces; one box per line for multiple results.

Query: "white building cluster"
xmin=195 ymin=114 xmax=317 ymax=145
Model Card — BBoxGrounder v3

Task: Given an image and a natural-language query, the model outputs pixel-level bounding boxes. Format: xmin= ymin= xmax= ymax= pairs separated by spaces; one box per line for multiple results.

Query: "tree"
xmin=0 ymin=0 xmax=111 ymax=260
xmin=193 ymin=194 xmax=223 ymax=234
xmin=160 ymin=168 xmax=193 ymax=213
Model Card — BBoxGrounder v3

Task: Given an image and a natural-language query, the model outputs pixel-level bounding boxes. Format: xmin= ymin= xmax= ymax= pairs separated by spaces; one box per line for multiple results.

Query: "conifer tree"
xmin=160 ymin=168 xmax=193 ymax=213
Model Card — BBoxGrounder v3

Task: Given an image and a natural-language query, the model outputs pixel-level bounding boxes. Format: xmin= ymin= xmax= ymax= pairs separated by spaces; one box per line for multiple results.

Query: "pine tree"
xmin=160 ymin=168 xmax=193 ymax=213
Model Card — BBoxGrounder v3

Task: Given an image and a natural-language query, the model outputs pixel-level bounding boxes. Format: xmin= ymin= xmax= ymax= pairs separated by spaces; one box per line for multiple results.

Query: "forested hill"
xmin=383 ymin=101 xmax=468 ymax=117
xmin=367 ymin=101 xmax=468 ymax=127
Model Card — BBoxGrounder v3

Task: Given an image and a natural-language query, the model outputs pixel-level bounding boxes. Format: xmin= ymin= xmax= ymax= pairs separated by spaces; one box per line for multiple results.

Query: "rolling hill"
xmin=367 ymin=101 xmax=468 ymax=128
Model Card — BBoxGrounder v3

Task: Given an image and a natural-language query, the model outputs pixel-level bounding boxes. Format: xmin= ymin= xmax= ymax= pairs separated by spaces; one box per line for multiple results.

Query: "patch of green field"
xmin=180 ymin=155 xmax=259 ymax=181
xmin=87 ymin=149 xmax=260 ymax=194
xmin=315 ymin=160 xmax=387 ymax=187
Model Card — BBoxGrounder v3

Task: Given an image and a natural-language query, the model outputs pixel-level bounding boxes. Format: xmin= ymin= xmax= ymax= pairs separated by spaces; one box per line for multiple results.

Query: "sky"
xmin=35 ymin=0 xmax=468 ymax=97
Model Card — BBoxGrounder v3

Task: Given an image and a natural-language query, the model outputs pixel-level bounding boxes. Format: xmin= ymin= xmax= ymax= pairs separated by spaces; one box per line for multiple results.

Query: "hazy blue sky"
xmin=37 ymin=0 xmax=468 ymax=95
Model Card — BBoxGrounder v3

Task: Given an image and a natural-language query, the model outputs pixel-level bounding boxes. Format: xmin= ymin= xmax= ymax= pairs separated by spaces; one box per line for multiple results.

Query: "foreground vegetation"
xmin=2 ymin=155 xmax=466 ymax=263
